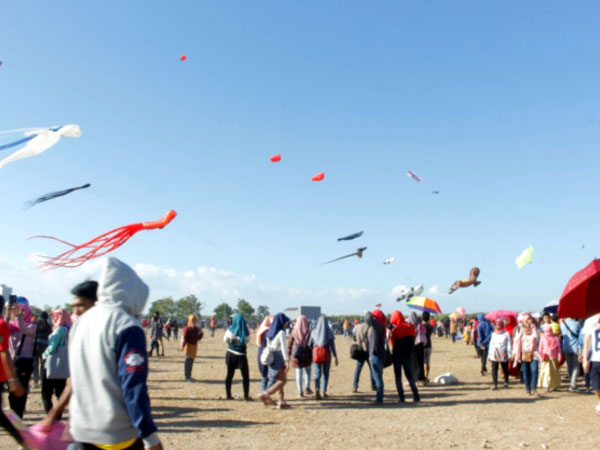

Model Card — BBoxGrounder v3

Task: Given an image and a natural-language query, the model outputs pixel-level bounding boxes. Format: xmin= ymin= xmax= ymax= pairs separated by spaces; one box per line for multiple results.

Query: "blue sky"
xmin=1 ymin=1 xmax=599 ymax=316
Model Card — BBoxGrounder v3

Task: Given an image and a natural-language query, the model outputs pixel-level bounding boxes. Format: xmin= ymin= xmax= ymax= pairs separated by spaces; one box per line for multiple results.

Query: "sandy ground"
xmin=1 ymin=329 xmax=599 ymax=449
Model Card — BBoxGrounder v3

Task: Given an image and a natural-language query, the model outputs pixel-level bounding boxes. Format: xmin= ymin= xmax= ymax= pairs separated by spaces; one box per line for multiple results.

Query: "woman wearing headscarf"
xmin=389 ymin=311 xmax=420 ymax=403
xmin=487 ymin=319 xmax=512 ymax=390
xmin=538 ymin=324 xmax=561 ymax=392
xmin=41 ymin=308 xmax=71 ymax=415
xmin=512 ymin=313 xmax=540 ymax=395
xmin=224 ymin=313 xmax=251 ymax=400
xmin=259 ymin=313 xmax=290 ymax=408
xmin=309 ymin=316 xmax=338 ymax=400
xmin=6 ymin=302 xmax=37 ymax=417
xmin=409 ymin=311 xmax=426 ymax=385
xmin=33 ymin=311 xmax=52 ymax=388
xmin=365 ymin=309 xmax=387 ymax=404
xmin=422 ymin=312 xmax=434 ymax=384
xmin=288 ymin=315 xmax=314 ymax=397
xmin=181 ymin=314 xmax=203 ymax=382
xmin=257 ymin=314 xmax=274 ymax=392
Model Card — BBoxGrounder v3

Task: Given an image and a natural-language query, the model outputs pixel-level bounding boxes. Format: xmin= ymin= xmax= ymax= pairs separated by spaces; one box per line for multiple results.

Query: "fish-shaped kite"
xmin=396 ymin=283 xmax=423 ymax=302
xmin=23 ymin=183 xmax=91 ymax=210
xmin=407 ymin=170 xmax=422 ymax=182
xmin=337 ymin=231 xmax=363 ymax=242
xmin=383 ymin=257 xmax=395 ymax=265
xmin=321 ymin=247 xmax=367 ymax=265
xmin=449 ymin=267 xmax=481 ymax=294
xmin=29 ymin=210 xmax=177 ymax=270
xmin=515 ymin=246 xmax=534 ymax=269
xmin=0 ymin=125 xmax=81 ymax=170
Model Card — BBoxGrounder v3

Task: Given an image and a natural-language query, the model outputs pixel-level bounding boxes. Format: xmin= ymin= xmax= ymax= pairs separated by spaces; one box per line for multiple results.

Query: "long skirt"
xmin=538 ymin=358 xmax=560 ymax=390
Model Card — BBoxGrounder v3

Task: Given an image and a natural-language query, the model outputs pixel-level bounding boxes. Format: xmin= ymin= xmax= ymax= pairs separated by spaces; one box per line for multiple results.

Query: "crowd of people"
xmin=1 ymin=259 xmax=599 ymax=449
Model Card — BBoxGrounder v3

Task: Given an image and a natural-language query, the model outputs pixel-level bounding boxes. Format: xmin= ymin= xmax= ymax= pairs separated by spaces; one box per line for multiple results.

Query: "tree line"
xmin=147 ymin=296 xmax=270 ymax=321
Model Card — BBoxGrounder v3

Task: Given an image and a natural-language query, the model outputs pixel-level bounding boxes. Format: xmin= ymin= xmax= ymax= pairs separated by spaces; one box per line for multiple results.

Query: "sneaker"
xmin=568 ymin=387 xmax=579 ymax=392
xmin=503 ymin=382 xmax=509 ymax=388
xmin=315 ymin=390 xmax=322 ymax=400
xmin=585 ymin=389 xmax=591 ymax=395
xmin=305 ymin=388 xmax=314 ymax=395
xmin=277 ymin=400 xmax=290 ymax=409
xmin=352 ymin=387 xmax=358 ymax=393
xmin=322 ymin=392 xmax=329 ymax=398
xmin=298 ymin=392 xmax=304 ymax=398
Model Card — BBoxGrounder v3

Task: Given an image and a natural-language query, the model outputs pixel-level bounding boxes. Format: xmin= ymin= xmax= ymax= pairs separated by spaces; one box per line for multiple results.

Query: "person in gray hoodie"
xmin=67 ymin=257 xmax=162 ymax=450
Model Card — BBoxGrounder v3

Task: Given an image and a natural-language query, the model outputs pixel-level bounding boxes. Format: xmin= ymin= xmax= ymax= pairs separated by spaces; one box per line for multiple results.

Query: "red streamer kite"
xmin=312 ymin=172 xmax=325 ymax=182
xmin=29 ymin=210 xmax=177 ymax=270
xmin=270 ymin=154 xmax=281 ymax=163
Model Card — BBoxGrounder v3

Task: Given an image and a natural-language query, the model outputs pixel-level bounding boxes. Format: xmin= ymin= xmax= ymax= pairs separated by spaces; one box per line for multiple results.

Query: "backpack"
xmin=260 ymin=338 xmax=274 ymax=366
xmin=293 ymin=343 xmax=310 ymax=361
xmin=313 ymin=345 xmax=330 ymax=365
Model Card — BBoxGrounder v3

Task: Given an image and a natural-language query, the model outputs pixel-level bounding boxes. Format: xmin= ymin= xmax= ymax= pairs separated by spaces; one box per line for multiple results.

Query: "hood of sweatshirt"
xmin=97 ymin=257 xmax=149 ymax=317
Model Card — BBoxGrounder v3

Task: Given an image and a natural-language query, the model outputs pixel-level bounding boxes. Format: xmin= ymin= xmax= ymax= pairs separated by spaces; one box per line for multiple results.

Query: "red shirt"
xmin=0 ymin=317 xmax=10 ymax=382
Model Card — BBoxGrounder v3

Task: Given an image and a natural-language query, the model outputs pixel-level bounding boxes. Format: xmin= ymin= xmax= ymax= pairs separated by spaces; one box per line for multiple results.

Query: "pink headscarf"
xmin=51 ymin=308 xmax=72 ymax=330
xmin=539 ymin=323 xmax=561 ymax=359
xmin=18 ymin=304 xmax=33 ymax=324
xmin=291 ymin=315 xmax=310 ymax=346
xmin=256 ymin=314 xmax=274 ymax=346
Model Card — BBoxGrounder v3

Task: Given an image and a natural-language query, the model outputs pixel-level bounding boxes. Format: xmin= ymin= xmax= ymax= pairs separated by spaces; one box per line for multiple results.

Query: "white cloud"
xmin=427 ymin=285 xmax=447 ymax=298
xmin=0 ymin=258 xmax=382 ymax=315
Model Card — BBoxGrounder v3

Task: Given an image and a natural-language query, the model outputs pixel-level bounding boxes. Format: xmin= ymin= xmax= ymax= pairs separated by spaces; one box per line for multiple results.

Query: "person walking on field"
xmin=181 ymin=314 xmax=203 ymax=382
xmin=0 ymin=295 xmax=27 ymax=447
xmin=512 ymin=313 xmax=540 ymax=395
xmin=538 ymin=324 xmax=561 ymax=392
xmin=422 ymin=312 xmax=434 ymax=384
xmin=260 ymin=313 xmax=291 ymax=408
xmin=352 ymin=320 xmax=375 ymax=393
xmin=389 ymin=311 xmax=420 ymax=403
xmin=409 ymin=312 xmax=426 ymax=384
xmin=223 ymin=313 xmax=251 ymax=400
xmin=365 ymin=309 xmax=387 ymax=405
xmin=288 ymin=315 xmax=313 ymax=397
xmin=209 ymin=316 xmax=217 ymax=338
xmin=257 ymin=314 xmax=274 ymax=392
xmin=477 ymin=313 xmax=493 ymax=376
xmin=68 ymin=257 xmax=162 ymax=449
xmin=488 ymin=319 xmax=512 ymax=390
xmin=33 ymin=311 xmax=52 ymax=388
xmin=309 ymin=316 xmax=338 ymax=400
xmin=560 ymin=317 xmax=581 ymax=391
xmin=581 ymin=314 xmax=600 ymax=416
xmin=41 ymin=308 xmax=71 ymax=415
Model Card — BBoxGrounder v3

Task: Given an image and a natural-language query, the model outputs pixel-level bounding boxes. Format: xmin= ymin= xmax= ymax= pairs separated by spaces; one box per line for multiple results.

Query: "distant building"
xmin=0 ymin=284 xmax=12 ymax=301
xmin=284 ymin=306 xmax=321 ymax=321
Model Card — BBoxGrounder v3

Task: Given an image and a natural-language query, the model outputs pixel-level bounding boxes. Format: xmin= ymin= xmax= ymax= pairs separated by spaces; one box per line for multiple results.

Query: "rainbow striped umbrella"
xmin=407 ymin=296 xmax=442 ymax=314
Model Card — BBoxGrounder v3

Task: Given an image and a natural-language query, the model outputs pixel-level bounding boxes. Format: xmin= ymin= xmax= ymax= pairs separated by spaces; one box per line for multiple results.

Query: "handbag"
xmin=521 ymin=351 xmax=533 ymax=363
xmin=46 ymin=332 xmax=69 ymax=379
xmin=260 ymin=338 xmax=274 ymax=366
xmin=349 ymin=344 xmax=368 ymax=362
xmin=383 ymin=340 xmax=393 ymax=368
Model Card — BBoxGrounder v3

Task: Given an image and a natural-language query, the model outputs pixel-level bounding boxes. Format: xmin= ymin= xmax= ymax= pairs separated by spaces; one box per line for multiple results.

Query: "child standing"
xmin=582 ymin=313 xmax=600 ymax=416
xmin=538 ymin=324 xmax=561 ymax=392
xmin=488 ymin=319 xmax=512 ymax=390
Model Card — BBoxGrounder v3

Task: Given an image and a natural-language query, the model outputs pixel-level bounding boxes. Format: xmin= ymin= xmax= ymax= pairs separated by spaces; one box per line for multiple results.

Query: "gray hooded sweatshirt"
xmin=68 ymin=257 xmax=158 ymax=447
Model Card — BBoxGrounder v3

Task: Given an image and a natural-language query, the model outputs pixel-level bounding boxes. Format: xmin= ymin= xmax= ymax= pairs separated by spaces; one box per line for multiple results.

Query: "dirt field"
xmin=2 ymin=329 xmax=598 ymax=449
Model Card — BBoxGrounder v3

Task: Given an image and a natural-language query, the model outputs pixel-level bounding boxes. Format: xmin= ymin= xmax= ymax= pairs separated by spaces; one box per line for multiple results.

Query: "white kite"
xmin=383 ymin=257 xmax=395 ymax=265
xmin=0 ymin=125 xmax=81 ymax=170
xmin=396 ymin=283 xmax=424 ymax=302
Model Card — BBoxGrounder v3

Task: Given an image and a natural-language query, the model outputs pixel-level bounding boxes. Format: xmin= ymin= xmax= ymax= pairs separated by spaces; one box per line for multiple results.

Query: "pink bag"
xmin=24 ymin=422 xmax=71 ymax=450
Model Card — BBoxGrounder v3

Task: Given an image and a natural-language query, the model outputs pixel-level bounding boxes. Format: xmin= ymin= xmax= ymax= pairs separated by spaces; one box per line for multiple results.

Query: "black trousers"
xmin=491 ymin=361 xmax=509 ymax=386
xmin=0 ymin=383 xmax=24 ymax=445
xmin=9 ymin=357 xmax=34 ymax=418
xmin=411 ymin=344 xmax=425 ymax=382
xmin=225 ymin=352 xmax=249 ymax=399
xmin=41 ymin=369 xmax=67 ymax=414
xmin=480 ymin=348 xmax=489 ymax=373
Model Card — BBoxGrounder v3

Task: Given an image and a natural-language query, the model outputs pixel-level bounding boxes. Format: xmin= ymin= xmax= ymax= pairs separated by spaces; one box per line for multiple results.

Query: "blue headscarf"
xmin=310 ymin=316 xmax=334 ymax=347
xmin=228 ymin=313 xmax=249 ymax=345
xmin=266 ymin=313 xmax=290 ymax=340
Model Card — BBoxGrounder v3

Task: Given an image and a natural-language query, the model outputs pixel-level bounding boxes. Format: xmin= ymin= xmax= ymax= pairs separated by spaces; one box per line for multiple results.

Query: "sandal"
xmin=259 ymin=392 xmax=274 ymax=406
xmin=277 ymin=400 xmax=290 ymax=409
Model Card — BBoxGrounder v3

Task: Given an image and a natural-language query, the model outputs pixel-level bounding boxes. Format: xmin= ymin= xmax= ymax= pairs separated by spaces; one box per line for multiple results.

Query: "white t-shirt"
xmin=583 ymin=314 xmax=600 ymax=363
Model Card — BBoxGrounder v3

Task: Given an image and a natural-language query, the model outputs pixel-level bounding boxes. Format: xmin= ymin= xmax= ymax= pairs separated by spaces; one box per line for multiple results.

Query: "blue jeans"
xmin=393 ymin=355 xmax=419 ymax=402
xmin=521 ymin=360 xmax=538 ymax=392
xmin=314 ymin=361 xmax=331 ymax=393
xmin=353 ymin=359 xmax=375 ymax=390
xmin=296 ymin=366 xmax=312 ymax=394
xmin=370 ymin=354 xmax=385 ymax=403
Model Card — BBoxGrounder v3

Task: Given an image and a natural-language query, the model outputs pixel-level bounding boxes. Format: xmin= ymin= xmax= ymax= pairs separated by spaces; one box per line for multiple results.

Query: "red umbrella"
xmin=558 ymin=259 xmax=600 ymax=319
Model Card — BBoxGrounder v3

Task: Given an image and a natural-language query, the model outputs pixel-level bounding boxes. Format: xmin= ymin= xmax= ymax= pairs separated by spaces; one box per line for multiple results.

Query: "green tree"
xmin=213 ymin=302 xmax=233 ymax=320
xmin=149 ymin=296 xmax=177 ymax=317
xmin=176 ymin=295 xmax=205 ymax=318
xmin=235 ymin=298 xmax=255 ymax=319
xmin=255 ymin=305 xmax=270 ymax=320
